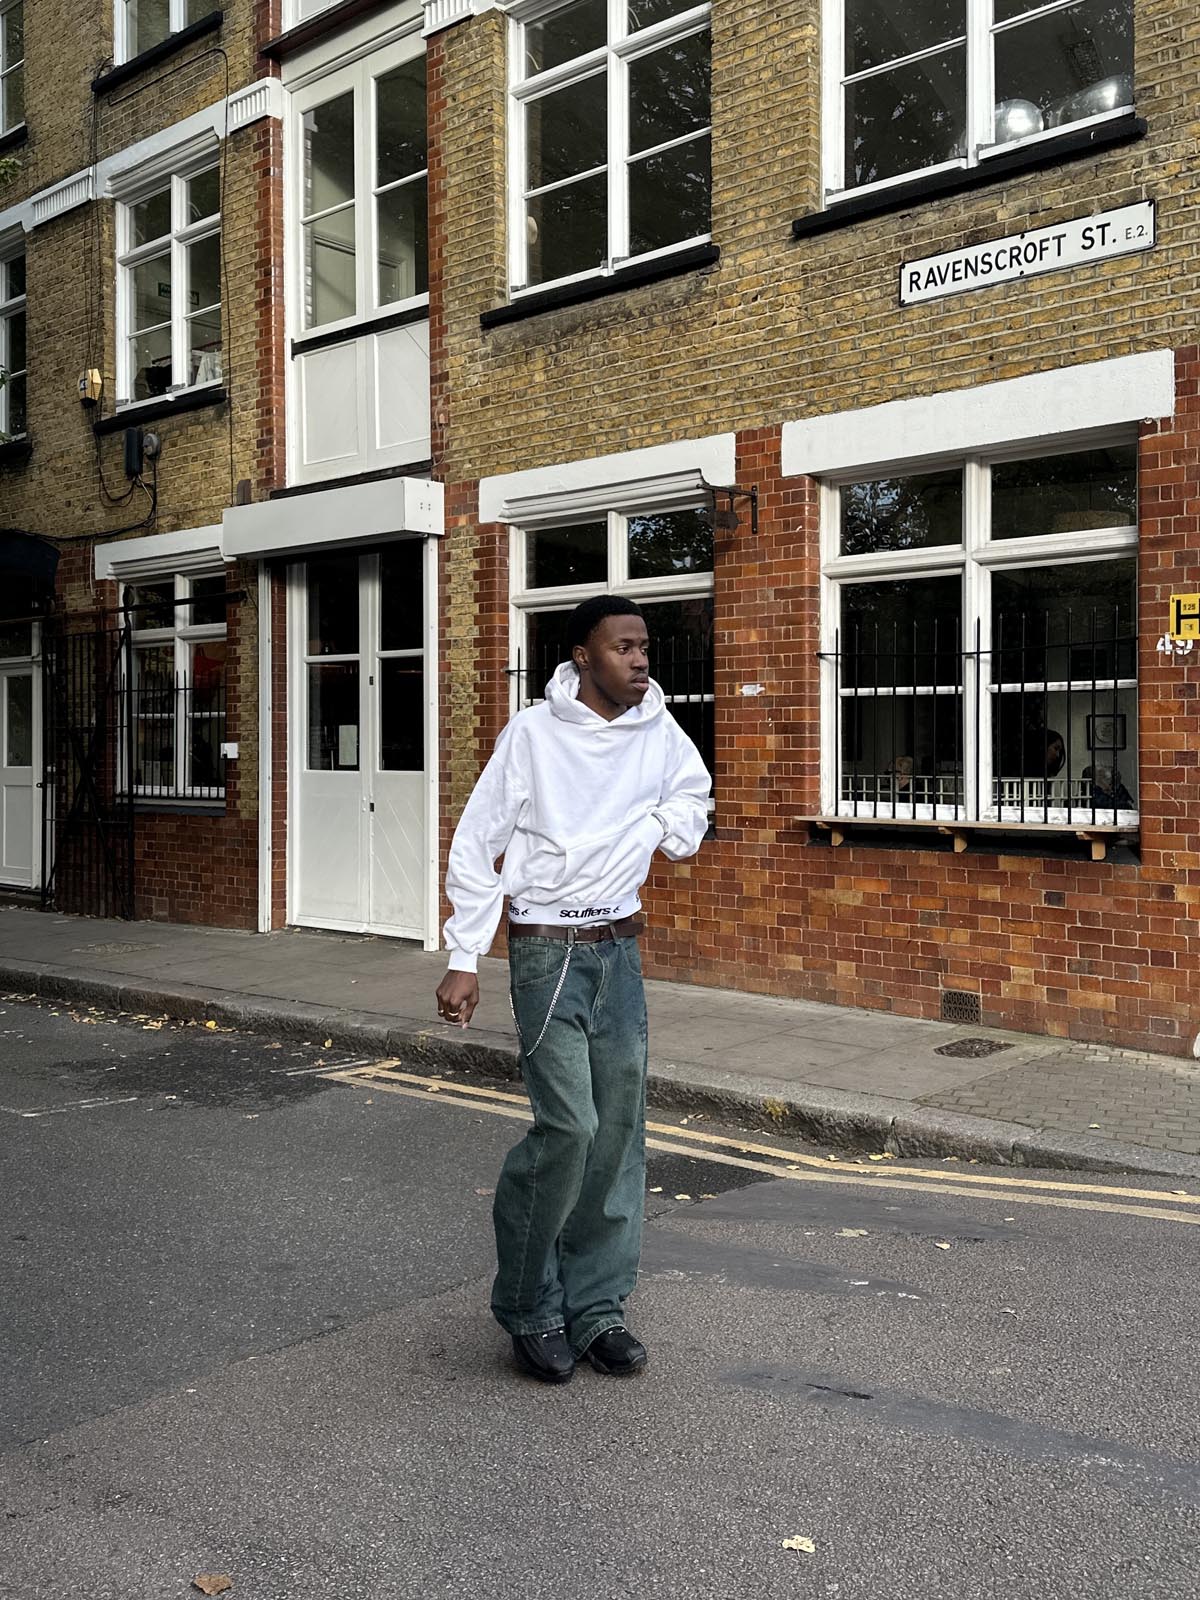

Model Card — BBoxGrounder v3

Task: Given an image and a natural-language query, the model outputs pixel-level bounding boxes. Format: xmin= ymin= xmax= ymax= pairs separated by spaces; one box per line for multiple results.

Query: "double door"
xmin=291 ymin=543 xmax=432 ymax=939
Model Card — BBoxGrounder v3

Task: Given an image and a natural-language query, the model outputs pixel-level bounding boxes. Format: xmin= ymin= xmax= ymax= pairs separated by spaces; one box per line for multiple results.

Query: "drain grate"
xmin=940 ymin=988 xmax=982 ymax=1025
xmin=935 ymin=1036 xmax=1013 ymax=1059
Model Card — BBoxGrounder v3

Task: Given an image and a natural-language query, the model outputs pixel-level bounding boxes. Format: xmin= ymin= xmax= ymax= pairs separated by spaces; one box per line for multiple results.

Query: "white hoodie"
xmin=443 ymin=663 xmax=712 ymax=972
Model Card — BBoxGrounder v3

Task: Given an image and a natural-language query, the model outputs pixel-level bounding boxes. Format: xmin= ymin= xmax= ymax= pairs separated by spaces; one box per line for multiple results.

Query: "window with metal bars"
xmin=821 ymin=441 xmax=1139 ymax=825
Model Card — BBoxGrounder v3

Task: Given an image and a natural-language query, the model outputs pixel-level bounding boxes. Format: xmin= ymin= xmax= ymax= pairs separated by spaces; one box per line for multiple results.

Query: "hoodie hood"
xmin=544 ymin=660 xmax=666 ymax=727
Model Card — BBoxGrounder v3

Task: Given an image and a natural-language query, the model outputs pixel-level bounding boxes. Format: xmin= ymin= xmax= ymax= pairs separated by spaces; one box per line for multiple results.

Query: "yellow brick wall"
xmin=437 ymin=0 xmax=1199 ymax=483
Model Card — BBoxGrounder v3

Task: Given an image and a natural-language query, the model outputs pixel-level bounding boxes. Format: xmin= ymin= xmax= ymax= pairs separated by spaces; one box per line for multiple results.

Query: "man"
xmin=435 ymin=595 xmax=711 ymax=1384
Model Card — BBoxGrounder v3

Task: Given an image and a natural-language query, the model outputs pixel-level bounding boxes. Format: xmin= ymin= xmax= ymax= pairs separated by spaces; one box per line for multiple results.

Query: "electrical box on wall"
xmin=78 ymin=369 xmax=102 ymax=406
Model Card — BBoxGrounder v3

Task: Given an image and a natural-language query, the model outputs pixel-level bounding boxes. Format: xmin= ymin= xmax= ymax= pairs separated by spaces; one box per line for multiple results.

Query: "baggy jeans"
xmin=491 ymin=934 xmax=649 ymax=1356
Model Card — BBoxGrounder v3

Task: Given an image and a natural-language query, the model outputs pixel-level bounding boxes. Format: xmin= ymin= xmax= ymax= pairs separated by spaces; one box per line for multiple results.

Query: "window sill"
xmin=92 ymin=11 xmax=224 ymax=96
xmin=261 ymin=0 xmax=396 ymax=59
xmin=291 ymin=301 xmax=429 ymax=358
xmin=796 ymin=814 xmax=1139 ymax=862
xmin=0 ymin=122 xmax=28 ymax=156
xmin=94 ymin=385 xmax=227 ymax=434
xmin=481 ymin=243 xmax=720 ymax=329
xmin=792 ymin=114 xmax=1147 ymax=240
xmin=0 ymin=437 xmax=31 ymax=467
xmin=133 ymin=799 xmax=225 ymax=816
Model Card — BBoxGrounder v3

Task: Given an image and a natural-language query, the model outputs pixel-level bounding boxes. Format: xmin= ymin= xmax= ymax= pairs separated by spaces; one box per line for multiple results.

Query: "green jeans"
xmin=491 ymin=934 xmax=649 ymax=1355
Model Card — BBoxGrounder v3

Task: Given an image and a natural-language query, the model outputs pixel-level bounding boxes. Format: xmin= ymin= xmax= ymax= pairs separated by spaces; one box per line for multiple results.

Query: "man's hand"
xmin=436 ymin=971 xmax=479 ymax=1029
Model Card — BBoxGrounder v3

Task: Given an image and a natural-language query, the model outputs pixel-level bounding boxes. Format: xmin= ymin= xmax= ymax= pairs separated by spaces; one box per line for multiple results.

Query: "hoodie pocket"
xmin=558 ymin=812 xmax=663 ymax=902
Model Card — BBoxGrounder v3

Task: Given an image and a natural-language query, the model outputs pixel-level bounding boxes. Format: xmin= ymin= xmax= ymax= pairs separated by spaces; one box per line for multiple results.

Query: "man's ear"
xmin=572 ymin=642 xmax=589 ymax=673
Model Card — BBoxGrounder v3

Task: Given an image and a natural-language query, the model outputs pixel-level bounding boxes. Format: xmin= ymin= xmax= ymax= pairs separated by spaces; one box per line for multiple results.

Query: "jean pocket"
xmin=510 ymin=940 xmax=567 ymax=992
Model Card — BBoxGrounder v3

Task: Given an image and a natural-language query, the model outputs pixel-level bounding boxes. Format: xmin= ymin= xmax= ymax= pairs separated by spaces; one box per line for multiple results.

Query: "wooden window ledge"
xmin=794 ymin=815 xmax=1138 ymax=862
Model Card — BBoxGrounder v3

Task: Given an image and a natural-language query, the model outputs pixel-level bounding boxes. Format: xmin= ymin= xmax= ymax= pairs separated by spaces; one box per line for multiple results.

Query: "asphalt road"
xmin=2 ymin=993 xmax=1198 ymax=1600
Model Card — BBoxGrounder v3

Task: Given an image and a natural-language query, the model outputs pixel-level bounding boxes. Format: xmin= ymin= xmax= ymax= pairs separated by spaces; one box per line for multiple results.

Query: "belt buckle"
xmin=565 ymin=927 xmax=577 ymax=946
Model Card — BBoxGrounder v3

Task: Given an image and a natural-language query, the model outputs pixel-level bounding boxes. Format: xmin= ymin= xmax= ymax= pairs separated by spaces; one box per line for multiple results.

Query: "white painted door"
xmin=292 ymin=544 xmax=430 ymax=939
xmin=0 ymin=664 xmax=37 ymax=888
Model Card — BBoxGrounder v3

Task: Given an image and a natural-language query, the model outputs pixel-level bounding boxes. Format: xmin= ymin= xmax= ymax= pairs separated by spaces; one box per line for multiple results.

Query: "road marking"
xmin=0 ymin=1094 xmax=140 ymax=1118
xmin=322 ymin=1065 xmax=1200 ymax=1228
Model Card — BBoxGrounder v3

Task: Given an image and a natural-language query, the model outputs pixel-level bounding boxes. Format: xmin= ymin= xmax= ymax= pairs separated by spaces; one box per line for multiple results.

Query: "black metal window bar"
xmin=825 ymin=605 xmax=1137 ymax=825
xmin=507 ymin=633 xmax=716 ymax=786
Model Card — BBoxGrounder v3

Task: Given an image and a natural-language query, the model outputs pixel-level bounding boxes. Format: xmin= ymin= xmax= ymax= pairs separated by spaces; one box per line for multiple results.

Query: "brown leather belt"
xmin=508 ymin=916 xmax=644 ymax=943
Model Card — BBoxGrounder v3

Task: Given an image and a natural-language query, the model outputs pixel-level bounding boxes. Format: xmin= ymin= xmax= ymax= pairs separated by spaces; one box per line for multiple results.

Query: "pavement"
xmin=1 ymin=904 xmax=1198 ymax=1180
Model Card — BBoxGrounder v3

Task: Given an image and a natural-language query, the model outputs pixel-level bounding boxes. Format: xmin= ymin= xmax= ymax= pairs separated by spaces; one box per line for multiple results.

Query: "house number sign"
xmin=900 ymin=201 xmax=1155 ymax=305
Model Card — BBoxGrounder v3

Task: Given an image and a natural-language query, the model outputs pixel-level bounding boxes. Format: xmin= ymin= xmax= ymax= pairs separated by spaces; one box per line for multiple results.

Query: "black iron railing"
xmin=824 ymin=608 xmax=1137 ymax=825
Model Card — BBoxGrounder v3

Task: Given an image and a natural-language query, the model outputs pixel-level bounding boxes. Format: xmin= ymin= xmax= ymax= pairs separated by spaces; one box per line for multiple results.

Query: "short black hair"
xmin=567 ymin=594 xmax=645 ymax=653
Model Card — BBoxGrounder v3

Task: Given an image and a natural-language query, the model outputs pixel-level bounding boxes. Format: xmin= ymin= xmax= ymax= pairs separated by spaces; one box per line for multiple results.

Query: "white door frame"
xmin=285 ymin=537 xmax=438 ymax=947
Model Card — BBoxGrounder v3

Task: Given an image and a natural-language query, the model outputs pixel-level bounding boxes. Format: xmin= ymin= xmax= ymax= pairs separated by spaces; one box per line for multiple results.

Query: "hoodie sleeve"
xmin=650 ymin=715 xmax=712 ymax=861
xmin=443 ymin=722 xmax=529 ymax=973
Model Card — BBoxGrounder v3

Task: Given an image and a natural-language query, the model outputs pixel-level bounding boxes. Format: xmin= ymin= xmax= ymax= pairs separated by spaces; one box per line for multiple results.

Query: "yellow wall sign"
xmin=1169 ymin=593 xmax=1200 ymax=640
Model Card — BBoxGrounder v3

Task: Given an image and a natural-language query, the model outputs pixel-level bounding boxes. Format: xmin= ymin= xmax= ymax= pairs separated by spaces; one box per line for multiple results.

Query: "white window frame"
xmin=819 ymin=432 xmax=1139 ymax=824
xmin=821 ymin=0 xmax=1135 ymax=204
xmin=506 ymin=0 xmax=713 ymax=296
xmin=0 ymin=0 xmax=22 ymax=134
xmin=115 ymin=158 xmax=222 ymax=409
xmin=125 ymin=570 xmax=228 ymax=801
xmin=115 ymin=0 xmax=208 ymax=66
xmin=0 ymin=245 xmax=25 ymax=441
xmin=288 ymin=33 xmax=428 ymax=340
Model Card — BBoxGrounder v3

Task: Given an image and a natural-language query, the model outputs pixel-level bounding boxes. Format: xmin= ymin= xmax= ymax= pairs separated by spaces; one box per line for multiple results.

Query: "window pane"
xmin=5 ymin=371 xmax=24 ymax=435
xmin=5 ymin=253 xmax=24 ymax=299
xmin=377 ymin=176 xmax=428 ymax=304
xmin=131 ymin=188 xmax=171 ymax=247
xmin=380 ymin=658 xmax=424 ymax=771
xmin=845 ymin=0 xmax=964 ymax=75
xmin=995 ymin=0 xmax=1133 ymax=135
xmin=628 ymin=133 xmax=710 ymax=255
xmin=637 ymin=597 xmax=714 ymax=699
xmin=308 ymin=662 xmax=359 ymax=770
xmin=3 ymin=4 xmax=23 ymax=69
xmin=628 ymin=509 xmax=713 ymax=580
xmin=629 ymin=32 xmax=711 ymax=155
xmin=188 ymin=168 xmax=220 ymax=222
xmin=303 ymin=93 xmax=356 ymax=217
xmin=307 ymin=556 xmax=359 ymax=657
xmin=190 ymin=575 xmax=228 ymax=627
xmin=132 ymin=254 xmax=171 ymax=330
xmin=133 ymin=644 xmax=175 ymax=792
xmin=379 ymin=542 xmax=424 ymax=650
xmin=841 ymin=577 xmax=962 ymax=690
xmin=2 ymin=64 xmax=21 ymax=128
xmin=190 ymin=640 xmax=226 ymax=712
xmin=840 ymin=470 xmax=962 ymax=555
xmin=130 ymin=0 xmax=171 ymax=55
xmin=526 ymin=74 xmax=607 ymax=190
xmin=188 ymin=309 xmax=222 ymax=384
xmin=8 ymin=304 xmax=24 ymax=372
xmin=5 ymin=673 xmax=31 ymax=766
xmin=304 ymin=207 xmax=356 ymax=327
xmin=526 ymin=522 xmax=608 ymax=589
xmin=127 ymin=581 xmax=175 ymax=630
xmin=130 ymin=325 xmax=173 ymax=400
xmin=188 ymin=233 xmax=221 ymax=308
xmin=188 ymin=640 xmax=226 ymax=793
xmin=628 ymin=0 xmax=693 ymax=33
xmin=841 ymin=697 xmax=964 ymax=811
xmin=991 ymin=558 xmax=1137 ymax=686
xmin=524 ymin=0 xmax=606 ymax=75
xmin=991 ymin=446 xmax=1137 ymax=540
xmin=0 ymin=620 xmax=31 ymax=656
xmin=846 ymin=45 xmax=965 ymax=187
xmin=526 ymin=172 xmax=607 ymax=285
xmin=376 ymin=58 xmax=427 ymax=186
xmin=992 ymin=687 xmax=1136 ymax=813
xmin=523 ymin=610 xmax=572 ymax=700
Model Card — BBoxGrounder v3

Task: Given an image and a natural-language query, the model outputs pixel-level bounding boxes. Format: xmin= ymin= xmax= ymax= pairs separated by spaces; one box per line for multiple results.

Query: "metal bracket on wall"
xmin=707 ymin=484 xmax=758 ymax=539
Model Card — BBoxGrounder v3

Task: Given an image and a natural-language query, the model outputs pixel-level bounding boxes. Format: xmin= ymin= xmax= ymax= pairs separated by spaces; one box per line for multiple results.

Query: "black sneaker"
xmin=583 ymin=1328 xmax=648 ymax=1377
xmin=512 ymin=1328 xmax=575 ymax=1384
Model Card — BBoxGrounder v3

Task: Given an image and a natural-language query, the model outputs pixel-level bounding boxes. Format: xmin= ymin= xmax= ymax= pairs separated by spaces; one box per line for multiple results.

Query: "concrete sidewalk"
xmin=1 ymin=905 xmax=1198 ymax=1179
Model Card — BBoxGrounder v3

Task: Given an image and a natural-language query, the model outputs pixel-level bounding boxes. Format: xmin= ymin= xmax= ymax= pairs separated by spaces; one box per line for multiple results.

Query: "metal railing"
xmin=825 ymin=608 xmax=1137 ymax=826
xmin=124 ymin=675 xmax=227 ymax=801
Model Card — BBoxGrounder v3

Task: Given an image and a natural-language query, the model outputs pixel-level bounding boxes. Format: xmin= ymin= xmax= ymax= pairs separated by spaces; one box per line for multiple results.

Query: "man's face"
xmin=576 ymin=613 xmax=651 ymax=712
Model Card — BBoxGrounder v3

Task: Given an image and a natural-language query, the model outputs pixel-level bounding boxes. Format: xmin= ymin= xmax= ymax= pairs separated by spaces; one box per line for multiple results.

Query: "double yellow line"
xmin=324 ymin=1062 xmax=1200 ymax=1229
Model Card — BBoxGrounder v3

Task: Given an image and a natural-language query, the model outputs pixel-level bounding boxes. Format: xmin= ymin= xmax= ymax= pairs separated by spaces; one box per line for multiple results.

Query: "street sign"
xmin=1169 ymin=593 xmax=1200 ymax=640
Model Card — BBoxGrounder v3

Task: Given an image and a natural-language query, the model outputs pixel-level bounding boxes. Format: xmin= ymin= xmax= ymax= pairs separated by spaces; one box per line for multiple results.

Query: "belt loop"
xmin=565 ymin=928 xmax=577 ymax=945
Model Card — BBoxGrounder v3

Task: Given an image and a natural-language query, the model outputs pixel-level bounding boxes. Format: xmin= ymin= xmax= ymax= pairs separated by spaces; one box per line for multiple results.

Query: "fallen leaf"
xmin=204 ymin=1020 xmax=218 ymax=1030
xmin=192 ymin=1577 xmax=233 ymax=1596
xmin=933 ymin=1240 xmax=952 ymax=1250
xmin=323 ymin=1039 xmax=332 ymax=1049
xmin=1088 ymin=1123 xmax=1100 ymax=1129
xmin=263 ymin=1043 xmax=282 ymax=1050
xmin=648 ymin=1186 xmax=663 ymax=1193
xmin=1172 ymin=1190 xmax=1190 ymax=1197
xmin=867 ymin=1153 xmax=885 ymax=1162
xmin=474 ymin=1187 xmax=494 ymax=1197
xmin=838 ymin=1227 xmax=868 ymax=1237
xmin=674 ymin=1193 xmax=692 ymax=1201
xmin=781 ymin=1536 xmax=816 ymax=1554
